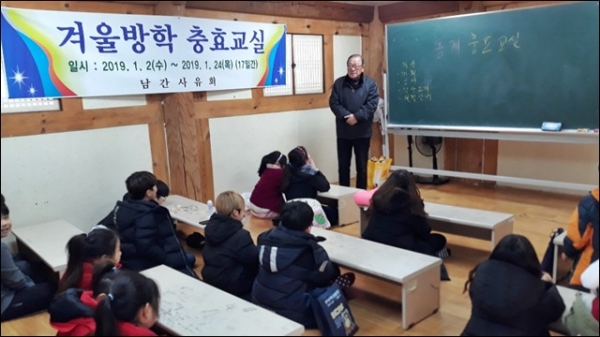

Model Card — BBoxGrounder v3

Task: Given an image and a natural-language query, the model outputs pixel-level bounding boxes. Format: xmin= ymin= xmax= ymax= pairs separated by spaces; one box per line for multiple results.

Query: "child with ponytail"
xmin=94 ymin=270 xmax=160 ymax=336
xmin=49 ymin=262 xmax=119 ymax=336
xmin=281 ymin=146 xmax=338 ymax=225
xmin=248 ymin=151 xmax=288 ymax=219
xmin=57 ymin=227 xmax=121 ymax=294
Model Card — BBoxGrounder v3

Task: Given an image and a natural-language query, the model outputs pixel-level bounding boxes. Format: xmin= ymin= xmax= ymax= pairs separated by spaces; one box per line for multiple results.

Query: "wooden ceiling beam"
xmin=377 ymin=1 xmax=460 ymax=23
xmin=185 ymin=1 xmax=375 ymax=23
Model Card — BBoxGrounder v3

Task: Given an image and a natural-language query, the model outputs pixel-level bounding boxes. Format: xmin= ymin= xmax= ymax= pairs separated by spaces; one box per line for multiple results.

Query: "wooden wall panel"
xmin=1 ymin=1 xmax=154 ymax=13
xmin=378 ymin=1 xmax=460 ymax=23
xmin=185 ymin=1 xmax=374 ymax=23
xmin=195 ymin=118 xmax=215 ymax=202
xmin=148 ymin=120 xmax=169 ymax=183
xmin=185 ymin=8 xmax=364 ymax=36
xmin=1 ymin=96 xmax=163 ymax=137
xmin=364 ymin=8 xmax=387 ymax=159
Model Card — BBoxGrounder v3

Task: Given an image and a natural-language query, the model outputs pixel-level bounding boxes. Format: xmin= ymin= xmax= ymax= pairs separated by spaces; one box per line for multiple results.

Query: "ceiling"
xmin=329 ymin=1 xmax=400 ymax=6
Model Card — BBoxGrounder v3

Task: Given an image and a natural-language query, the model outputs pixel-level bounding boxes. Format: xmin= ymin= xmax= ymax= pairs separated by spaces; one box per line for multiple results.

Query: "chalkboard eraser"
xmin=541 ymin=122 xmax=562 ymax=131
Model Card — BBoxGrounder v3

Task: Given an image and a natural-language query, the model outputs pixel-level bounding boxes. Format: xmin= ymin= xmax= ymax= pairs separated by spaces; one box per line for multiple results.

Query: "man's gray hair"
xmin=347 ymin=54 xmax=364 ymax=66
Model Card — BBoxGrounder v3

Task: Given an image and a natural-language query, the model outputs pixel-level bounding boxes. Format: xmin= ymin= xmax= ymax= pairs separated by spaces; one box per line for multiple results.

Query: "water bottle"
xmin=207 ymin=200 xmax=214 ymax=215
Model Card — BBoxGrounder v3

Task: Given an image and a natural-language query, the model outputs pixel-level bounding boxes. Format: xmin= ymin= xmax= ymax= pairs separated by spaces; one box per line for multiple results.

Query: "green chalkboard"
xmin=386 ymin=1 xmax=599 ymax=129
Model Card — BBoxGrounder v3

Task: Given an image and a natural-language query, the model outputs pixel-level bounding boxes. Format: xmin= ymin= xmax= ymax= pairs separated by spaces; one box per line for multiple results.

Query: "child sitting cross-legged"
xmin=202 ymin=191 xmax=258 ymax=301
xmin=252 ymin=201 xmax=355 ymax=328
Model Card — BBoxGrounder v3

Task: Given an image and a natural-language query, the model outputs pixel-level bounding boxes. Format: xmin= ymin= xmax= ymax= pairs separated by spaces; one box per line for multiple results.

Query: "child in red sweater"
xmin=57 ymin=227 xmax=121 ymax=294
xmin=249 ymin=151 xmax=287 ymax=219
xmin=49 ymin=263 xmax=118 ymax=336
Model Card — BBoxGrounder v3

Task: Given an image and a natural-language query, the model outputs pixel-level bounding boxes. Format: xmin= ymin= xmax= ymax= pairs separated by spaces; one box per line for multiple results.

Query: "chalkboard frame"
xmin=384 ymin=1 xmax=600 ymax=132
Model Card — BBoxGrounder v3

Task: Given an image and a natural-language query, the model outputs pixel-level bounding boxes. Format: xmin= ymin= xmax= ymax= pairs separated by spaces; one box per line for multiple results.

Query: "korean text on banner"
xmin=0 ymin=7 xmax=287 ymax=99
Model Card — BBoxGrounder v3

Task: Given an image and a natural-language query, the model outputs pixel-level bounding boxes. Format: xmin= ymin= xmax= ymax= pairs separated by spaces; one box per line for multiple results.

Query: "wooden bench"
xmin=162 ymin=194 xmax=211 ymax=229
xmin=311 ymin=227 xmax=442 ymax=330
xmin=317 ymin=184 xmax=364 ymax=226
xmin=11 ymin=220 xmax=84 ymax=277
xmin=141 ymin=265 xmax=305 ymax=336
xmin=548 ymin=285 xmax=596 ymax=335
xmin=359 ymin=202 xmax=514 ymax=250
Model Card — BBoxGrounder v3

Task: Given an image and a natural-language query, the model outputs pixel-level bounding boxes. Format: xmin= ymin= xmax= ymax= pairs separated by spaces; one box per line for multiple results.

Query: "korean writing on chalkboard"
xmin=434 ymin=32 xmax=520 ymax=59
xmin=399 ymin=61 xmax=432 ymax=103
xmin=468 ymin=32 xmax=520 ymax=55
xmin=57 ymin=22 xmax=267 ymax=55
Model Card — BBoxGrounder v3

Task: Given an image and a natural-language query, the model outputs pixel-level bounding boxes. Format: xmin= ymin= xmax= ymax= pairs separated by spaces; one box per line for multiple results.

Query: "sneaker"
xmin=441 ymin=264 xmax=451 ymax=281
xmin=186 ymin=232 xmax=205 ymax=250
xmin=336 ymin=272 xmax=356 ymax=289
xmin=437 ymin=247 xmax=451 ymax=259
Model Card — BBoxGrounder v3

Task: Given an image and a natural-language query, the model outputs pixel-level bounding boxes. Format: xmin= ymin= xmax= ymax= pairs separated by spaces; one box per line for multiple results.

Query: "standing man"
xmin=329 ymin=54 xmax=380 ymax=189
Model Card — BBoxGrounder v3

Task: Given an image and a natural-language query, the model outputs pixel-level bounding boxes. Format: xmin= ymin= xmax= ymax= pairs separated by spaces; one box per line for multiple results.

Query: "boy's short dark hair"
xmin=1 ymin=202 xmax=8 ymax=216
xmin=280 ymin=201 xmax=314 ymax=232
xmin=156 ymin=180 xmax=170 ymax=199
xmin=125 ymin=171 xmax=157 ymax=200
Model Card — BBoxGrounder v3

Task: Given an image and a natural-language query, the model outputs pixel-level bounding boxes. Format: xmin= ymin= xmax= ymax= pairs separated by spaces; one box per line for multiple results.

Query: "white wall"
xmin=0 ymin=124 xmax=153 ymax=244
xmin=497 ymin=141 xmax=599 ymax=194
xmin=210 ymin=108 xmax=337 ymax=195
xmin=1 ymin=96 xmax=153 ymax=249
xmin=209 ymin=35 xmax=362 ymax=197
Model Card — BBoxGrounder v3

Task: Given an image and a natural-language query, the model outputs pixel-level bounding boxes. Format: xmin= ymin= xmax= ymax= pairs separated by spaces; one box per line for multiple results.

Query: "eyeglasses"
xmin=347 ymin=64 xmax=363 ymax=70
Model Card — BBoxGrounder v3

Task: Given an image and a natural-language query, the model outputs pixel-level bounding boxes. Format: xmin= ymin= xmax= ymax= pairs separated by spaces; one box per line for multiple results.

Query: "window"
xmin=264 ymin=34 xmax=324 ymax=97
xmin=1 ymin=52 xmax=60 ymax=114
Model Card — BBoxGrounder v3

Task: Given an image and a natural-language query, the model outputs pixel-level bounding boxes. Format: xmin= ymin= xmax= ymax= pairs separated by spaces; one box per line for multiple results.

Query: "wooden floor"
xmin=1 ymin=182 xmax=582 ymax=336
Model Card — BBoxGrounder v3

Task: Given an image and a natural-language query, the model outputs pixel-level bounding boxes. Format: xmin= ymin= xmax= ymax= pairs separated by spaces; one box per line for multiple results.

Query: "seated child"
xmin=155 ymin=180 xmax=170 ymax=205
xmin=113 ymin=171 xmax=197 ymax=278
xmin=561 ymin=177 xmax=598 ymax=290
xmin=564 ymin=259 xmax=599 ymax=336
xmin=461 ymin=234 xmax=565 ymax=336
xmin=96 ymin=180 xmax=170 ymax=232
xmin=248 ymin=151 xmax=287 ymax=219
xmin=252 ymin=201 xmax=354 ymax=328
xmin=362 ymin=170 xmax=450 ymax=261
xmin=94 ymin=270 xmax=160 ymax=336
xmin=49 ymin=262 xmax=119 ymax=336
xmin=282 ymin=146 xmax=338 ymax=225
xmin=57 ymin=227 xmax=121 ymax=294
xmin=153 ymin=180 xmax=196 ymax=268
xmin=202 ymin=191 xmax=258 ymax=301
xmin=1 ymin=196 xmax=56 ymax=322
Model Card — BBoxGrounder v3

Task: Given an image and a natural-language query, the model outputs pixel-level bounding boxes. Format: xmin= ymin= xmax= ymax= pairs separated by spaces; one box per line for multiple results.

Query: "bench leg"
xmin=401 ymin=264 xmax=441 ymax=330
xmin=552 ymin=244 xmax=559 ymax=283
xmin=491 ymin=219 xmax=514 ymax=250
xmin=339 ymin=195 xmax=360 ymax=226
xmin=359 ymin=208 xmax=370 ymax=235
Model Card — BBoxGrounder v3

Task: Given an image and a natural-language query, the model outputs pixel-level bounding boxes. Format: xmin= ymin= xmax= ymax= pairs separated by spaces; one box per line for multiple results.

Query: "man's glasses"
xmin=347 ymin=64 xmax=363 ymax=70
